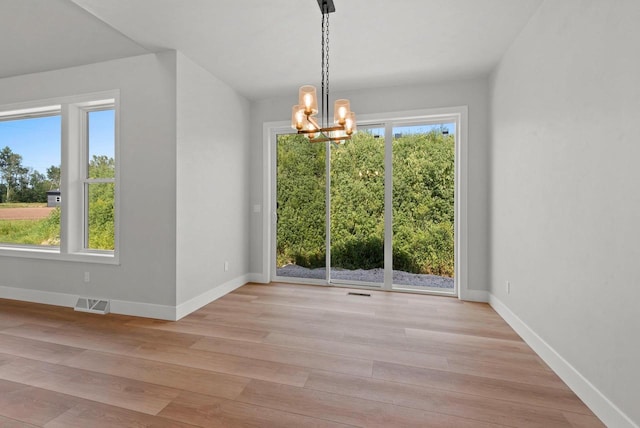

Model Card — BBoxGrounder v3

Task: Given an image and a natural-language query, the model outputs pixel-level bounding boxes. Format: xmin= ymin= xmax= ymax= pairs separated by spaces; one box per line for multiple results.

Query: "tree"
xmin=0 ymin=146 xmax=29 ymax=202
xmin=86 ymin=155 xmax=115 ymax=250
xmin=46 ymin=165 xmax=61 ymax=190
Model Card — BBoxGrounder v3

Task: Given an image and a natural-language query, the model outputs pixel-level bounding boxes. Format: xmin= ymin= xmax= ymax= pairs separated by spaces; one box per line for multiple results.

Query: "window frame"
xmin=80 ymin=105 xmax=117 ymax=252
xmin=0 ymin=91 xmax=120 ymax=264
xmin=263 ymin=106 xmax=469 ymax=299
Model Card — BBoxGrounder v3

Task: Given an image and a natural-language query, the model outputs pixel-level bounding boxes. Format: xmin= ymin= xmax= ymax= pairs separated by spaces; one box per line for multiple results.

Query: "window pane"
xmin=392 ymin=123 xmax=455 ymax=292
xmin=331 ymin=128 xmax=385 ymax=285
xmin=86 ymin=182 xmax=115 ymax=250
xmin=0 ymin=115 xmax=61 ymax=247
xmin=88 ymin=109 xmax=115 ymax=178
xmin=275 ymin=134 xmax=326 ymax=280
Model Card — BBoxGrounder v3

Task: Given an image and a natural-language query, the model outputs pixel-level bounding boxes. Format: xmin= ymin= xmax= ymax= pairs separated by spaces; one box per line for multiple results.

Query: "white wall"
xmin=175 ymin=52 xmax=251 ymax=310
xmin=490 ymin=1 xmax=640 ymax=426
xmin=249 ymin=77 xmax=491 ymax=293
xmin=0 ymin=52 xmax=178 ymax=308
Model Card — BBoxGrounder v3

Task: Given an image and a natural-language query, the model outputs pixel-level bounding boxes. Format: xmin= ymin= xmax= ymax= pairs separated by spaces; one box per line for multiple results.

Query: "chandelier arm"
xmin=308 ymin=135 xmax=352 ymax=143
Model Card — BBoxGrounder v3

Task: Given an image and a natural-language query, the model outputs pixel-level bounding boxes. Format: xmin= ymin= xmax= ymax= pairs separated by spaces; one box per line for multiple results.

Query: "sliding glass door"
xmin=272 ymin=115 xmax=458 ymax=296
xmin=330 ymin=126 xmax=385 ymax=287
xmin=274 ymin=133 xmax=326 ymax=282
xmin=392 ymin=123 xmax=455 ymax=293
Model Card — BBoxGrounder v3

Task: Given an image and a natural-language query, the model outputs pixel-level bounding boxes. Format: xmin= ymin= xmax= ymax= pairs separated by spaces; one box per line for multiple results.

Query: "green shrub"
xmin=276 ymin=130 xmax=455 ymax=277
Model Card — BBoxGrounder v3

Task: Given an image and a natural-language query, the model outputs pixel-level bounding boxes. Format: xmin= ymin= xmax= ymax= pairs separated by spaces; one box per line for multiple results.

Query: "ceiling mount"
xmin=317 ymin=0 xmax=335 ymax=14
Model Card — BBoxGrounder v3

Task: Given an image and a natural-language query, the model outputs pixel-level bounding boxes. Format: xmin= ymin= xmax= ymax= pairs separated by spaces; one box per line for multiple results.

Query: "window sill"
xmin=0 ymin=246 xmax=119 ymax=265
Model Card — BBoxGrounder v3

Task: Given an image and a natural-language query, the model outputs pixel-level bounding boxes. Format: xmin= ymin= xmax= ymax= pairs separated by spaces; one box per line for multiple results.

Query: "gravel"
xmin=276 ymin=264 xmax=454 ymax=289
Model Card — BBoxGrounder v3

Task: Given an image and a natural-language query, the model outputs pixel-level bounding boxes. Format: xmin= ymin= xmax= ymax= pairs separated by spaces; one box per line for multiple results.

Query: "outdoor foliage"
xmin=0 ymin=146 xmax=59 ymax=203
xmin=0 ymin=151 xmax=115 ymax=250
xmin=276 ymin=136 xmax=326 ymax=268
xmin=277 ymin=130 xmax=454 ymax=277
xmin=87 ymin=155 xmax=115 ymax=250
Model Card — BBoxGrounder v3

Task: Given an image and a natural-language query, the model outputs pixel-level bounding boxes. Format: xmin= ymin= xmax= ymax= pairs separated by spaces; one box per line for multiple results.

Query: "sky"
xmin=0 ymin=109 xmax=114 ymax=176
xmin=361 ymin=122 xmax=456 ymax=138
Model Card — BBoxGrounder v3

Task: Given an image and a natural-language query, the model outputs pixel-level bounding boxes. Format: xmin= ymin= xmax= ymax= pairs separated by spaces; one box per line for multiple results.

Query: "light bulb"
xmin=345 ymin=112 xmax=356 ymax=135
xmin=298 ymin=86 xmax=318 ymax=116
xmin=333 ymin=99 xmax=351 ymax=125
xmin=291 ymin=105 xmax=304 ymax=130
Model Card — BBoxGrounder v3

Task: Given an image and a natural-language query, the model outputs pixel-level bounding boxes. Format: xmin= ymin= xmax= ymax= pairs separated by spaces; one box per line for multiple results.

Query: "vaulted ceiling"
xmin=1 ymin=0 xmax=542 ymax=100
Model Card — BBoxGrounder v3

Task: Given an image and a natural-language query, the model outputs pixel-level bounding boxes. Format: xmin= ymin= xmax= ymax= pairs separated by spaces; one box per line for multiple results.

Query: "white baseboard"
xmin=460 ymin=288 xmax=489 ymax=302
xmin=0 ymin=285 xmax=77 ymax=307
xmin=175 ymin=274 xmax=250 ymax=320
xmin=109 ymin=299 xmax=175 ymax=320
xmin=247 ymin=272 xmax=267 ymax=283
xmin=0 ymin=274 xmax=254 ymax=322
xmin=489 ymin=294 xmax=638 ymax=428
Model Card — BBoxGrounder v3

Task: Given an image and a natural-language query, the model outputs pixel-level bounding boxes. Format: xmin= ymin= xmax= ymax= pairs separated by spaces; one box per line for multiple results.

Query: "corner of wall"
xmin=489 ymin=293 xmax=638 ymax=428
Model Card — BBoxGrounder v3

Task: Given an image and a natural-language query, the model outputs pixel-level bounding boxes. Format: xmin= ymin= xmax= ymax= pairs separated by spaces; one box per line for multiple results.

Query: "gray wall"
xmin=490 ymin=0 xmax=640 ymax=425
xmin=0 ymin=50 xmax=254 ymax=317
xmin=0 ymin=52 xmax=178 ymax=307
xmin=249 ymin=77 xmax=491 ymax=293
xmin=176 ymin=52 xmax=251 ymax=305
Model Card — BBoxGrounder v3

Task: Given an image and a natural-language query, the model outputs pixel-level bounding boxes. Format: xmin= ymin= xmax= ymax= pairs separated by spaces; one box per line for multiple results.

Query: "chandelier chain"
xmin=320 ymin=12 xmax=331 ymax=129
xmin=325 ymin=13 xmax=330 ymax=128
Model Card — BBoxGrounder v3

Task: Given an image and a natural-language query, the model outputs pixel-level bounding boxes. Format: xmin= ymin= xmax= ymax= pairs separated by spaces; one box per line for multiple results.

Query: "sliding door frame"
xmin=263 ymin=106 xmax=469 ymax=299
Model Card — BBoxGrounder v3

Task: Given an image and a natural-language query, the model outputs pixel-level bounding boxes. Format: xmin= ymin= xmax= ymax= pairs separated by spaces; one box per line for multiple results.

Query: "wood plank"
xmin=0 ymin=333 xmax=84 ymax=364
xmin=200 ymin=312 xmax=346 ymax=341
xmin=445 ymin=355 xmax=569 ymax=389
xmin=263 ymin=331 xmax=450 ymax=371
xmin=0 ymin=415 xmax=39 ymax=428
xmin=237 ymin=379 xmax=504 ymax=428
xmin=0 ymin=323 xmax=141 ymax=354
xmin=562 ymin=411 xmax=607 ymax=428
xmin=126 ymin=318 xmax=269 ymax=343
xmin=0 ymin=378 xmax=29 ymax=396
xmin=305 ymin=369 xmax=574 ymax=428
xmin=403 ymin=332 xmax=548 ymax=368
xmin=0 ymin=385 xmax=80 ymax=426
xmin=61 ymin=320 xmax=203 ymax=348
xmin=191 ymin=336 xmax=373 ymax=377
xmin=128 ymin=342 xmax=310 ymax=387
xmin=373 ymin=361 xmax=593 ymax=414
xmin=405 ymin=326 xmax=530 ymax=352
xmin=0 ymin=356 xmax=179 ymax=415
xmin=44 ymin=402 xmax=200 ymax=428
xmin=61 ymin=350 xmax=250 ymax=400
xmin=159 ymin=390 xmax=354 ymax=428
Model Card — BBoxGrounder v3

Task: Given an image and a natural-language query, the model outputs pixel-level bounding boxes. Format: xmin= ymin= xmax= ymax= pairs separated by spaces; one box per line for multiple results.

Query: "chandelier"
xmin=291 ymin=0 xmax=356 ymax=144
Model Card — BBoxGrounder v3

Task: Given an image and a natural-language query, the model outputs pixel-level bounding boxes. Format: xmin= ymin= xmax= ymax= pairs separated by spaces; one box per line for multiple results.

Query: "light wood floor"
xmin=0 ymin=282 xmax=604 ymax=427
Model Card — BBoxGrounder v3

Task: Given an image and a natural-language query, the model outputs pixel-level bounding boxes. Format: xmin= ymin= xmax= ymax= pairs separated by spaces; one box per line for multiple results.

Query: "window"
xmin=267 ymin=106 xmax=468 ymax=297
xmin=0 ymin=110 xmax=61 ymax=248
xmin=85 ymin=108 xmax=116 ymax=251
xmin=0 ymin=91 xmax=119 ymax=263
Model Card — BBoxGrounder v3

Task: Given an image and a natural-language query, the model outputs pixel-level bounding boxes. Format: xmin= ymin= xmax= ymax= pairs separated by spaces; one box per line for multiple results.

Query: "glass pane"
xmin=88 ymin=109 xmax=115 ymax=178
xmin=392 ymin=123 xmax=455 ymax=292
xmin=0 ymin=114 xmax=61 ymax=247
xmin=330 ymin=128 xmax=385 ymax=285
xmin=87 ymin=182 xmax=115 ymax=250
xmin=275 ymin=134 xmax=326 ymax=280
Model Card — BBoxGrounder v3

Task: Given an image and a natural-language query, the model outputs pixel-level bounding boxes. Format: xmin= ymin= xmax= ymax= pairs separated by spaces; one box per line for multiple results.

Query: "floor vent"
xmin=74 ymin=297 xmax=110 ymax=315
xmin=347 ymin=292 xmax=371 ymax=297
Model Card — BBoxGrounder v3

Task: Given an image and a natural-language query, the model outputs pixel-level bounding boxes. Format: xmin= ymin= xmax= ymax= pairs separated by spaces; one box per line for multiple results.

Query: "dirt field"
xmin=0 ymin=207 xmax=55 ymax=220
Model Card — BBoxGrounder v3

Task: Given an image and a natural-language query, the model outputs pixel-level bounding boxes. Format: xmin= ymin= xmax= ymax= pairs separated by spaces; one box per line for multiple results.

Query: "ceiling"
xmin=1 ymin=0 xmax=542 ymax=100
